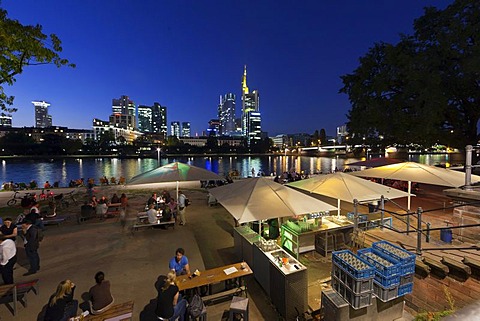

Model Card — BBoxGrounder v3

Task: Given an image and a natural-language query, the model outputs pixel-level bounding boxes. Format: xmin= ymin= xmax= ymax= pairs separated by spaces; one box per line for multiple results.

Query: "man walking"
xmin=0 ymin=236 xmax=17 ymax=284
xmin=22 ymin=219 xmax=40 ymax=276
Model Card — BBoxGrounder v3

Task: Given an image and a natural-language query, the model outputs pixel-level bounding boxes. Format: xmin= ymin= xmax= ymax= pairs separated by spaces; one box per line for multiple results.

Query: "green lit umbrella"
xmin=128 ymin=162 xmax=224 ymax=201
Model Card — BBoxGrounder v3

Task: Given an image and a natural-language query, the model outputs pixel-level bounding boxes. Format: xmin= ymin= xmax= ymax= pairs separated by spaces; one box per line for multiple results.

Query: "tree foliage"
xmin=340 ymin=0 xmax=480 ymax=149
xmin=0 ymin=5 xmax=75 ymax=113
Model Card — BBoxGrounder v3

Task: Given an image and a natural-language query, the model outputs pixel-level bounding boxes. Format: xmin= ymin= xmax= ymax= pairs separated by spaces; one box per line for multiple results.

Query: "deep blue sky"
xmin=2 ymin=0 xmax=452 ymax=137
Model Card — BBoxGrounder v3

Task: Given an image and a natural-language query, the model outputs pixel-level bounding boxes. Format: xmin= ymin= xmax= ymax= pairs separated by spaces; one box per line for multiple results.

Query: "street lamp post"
xmin=157 ymin=147 xmax=161 ymax=167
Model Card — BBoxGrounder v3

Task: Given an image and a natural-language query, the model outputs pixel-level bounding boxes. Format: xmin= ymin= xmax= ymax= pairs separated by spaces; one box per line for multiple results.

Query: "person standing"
xmin=119 ymin=193 xmax=128 ymax=228
xmin=155 ymin=271 xmax=187 ymax=321
xmin=89 ymin=271 xmax=114 ymax=314
xmin=44 ymin=279 xmax=78 ymax=321
xmin=169 ymin=248 xmax=190 ymax=276
xmin=0 ymin=236 xmax=17 ymax=284
xmin=22 ymin=219 xmax=40 ymax=275
xmin=0 ymin=217 xmax=17 ymax=241
xmin=178 ymin=191 xmax=187 ymax=226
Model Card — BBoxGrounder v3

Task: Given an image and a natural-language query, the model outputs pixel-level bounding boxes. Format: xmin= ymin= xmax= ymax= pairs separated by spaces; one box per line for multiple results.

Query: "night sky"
xmin=2 ymin=0 xmax=452 ymax=137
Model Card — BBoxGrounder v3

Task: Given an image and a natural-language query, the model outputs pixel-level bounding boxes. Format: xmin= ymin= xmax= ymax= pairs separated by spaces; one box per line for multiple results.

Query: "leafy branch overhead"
xmin=0 ymin=6 xmax=75 ymax=113
xmin=340 ymin=0 xmax=480 ymax=149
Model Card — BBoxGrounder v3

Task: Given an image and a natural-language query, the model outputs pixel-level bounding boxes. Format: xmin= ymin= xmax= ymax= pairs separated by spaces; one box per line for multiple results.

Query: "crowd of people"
xmin=144 ymin=190 xmax=188 ymax=226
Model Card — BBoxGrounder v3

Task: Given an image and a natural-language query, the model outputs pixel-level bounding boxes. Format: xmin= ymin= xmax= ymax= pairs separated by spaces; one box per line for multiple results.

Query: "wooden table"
xmin=84 ymin=300 xmax=134 ymax=321
xmin=177 ymin=262 xmax=252 ymax=301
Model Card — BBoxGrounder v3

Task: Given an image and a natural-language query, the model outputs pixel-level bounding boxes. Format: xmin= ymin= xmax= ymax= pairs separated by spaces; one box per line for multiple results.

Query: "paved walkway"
xmin=0 ymin=182 xmax=452 ymax=320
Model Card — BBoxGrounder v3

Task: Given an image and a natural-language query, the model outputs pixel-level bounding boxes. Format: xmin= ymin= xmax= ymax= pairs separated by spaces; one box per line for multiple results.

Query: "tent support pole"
xmin=407 ymin=181 xmax=411 ymax=235
xmin=337 ymin=199 xmax=341 ymax=217
xmin=380 ymin=195 xmax=385 ymax=231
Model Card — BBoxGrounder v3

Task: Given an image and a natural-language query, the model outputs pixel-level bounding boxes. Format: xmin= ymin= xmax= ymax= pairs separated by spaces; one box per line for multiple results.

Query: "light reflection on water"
xmin=0 ymin=154 xmax=462 ymax=187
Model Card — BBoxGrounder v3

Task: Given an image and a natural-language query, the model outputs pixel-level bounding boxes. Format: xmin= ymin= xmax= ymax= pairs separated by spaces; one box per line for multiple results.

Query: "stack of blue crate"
xmin=357 ymin=247 xmax=402 ymax=302
xmin=372 ymin=241 xmax=416 ymax=297
xmin=331 ymin=249 xmax=375 ymax=309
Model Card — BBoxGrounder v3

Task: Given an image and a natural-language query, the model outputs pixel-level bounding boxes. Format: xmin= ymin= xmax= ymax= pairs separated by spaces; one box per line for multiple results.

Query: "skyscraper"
xmin=111 ymin=95 xmax=136 ymax=130
xmin=137 ymin=105 xmax=153 ymax=132
xmin=181 ymin=122 xmax=191 ymax=137
xmin=218 ymin=93 xmax=236 ymax=136
xmin=32 ymin=100 xmax=52 ymax=128
xmin=241 ymin=66 xmax=261 ymax=146
xmin=170 ymin=121 xmax=180 ymax=138
xmin=152 ymin=103 xmax=167 ymax=137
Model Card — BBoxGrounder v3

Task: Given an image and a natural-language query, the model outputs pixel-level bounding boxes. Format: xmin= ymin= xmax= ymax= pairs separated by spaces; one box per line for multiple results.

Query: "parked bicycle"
xmin=7 ymin=191 xmax=36 ymax=207
xmin=64 ymin=190 xmax=78 ymax=206
xmin=39 ymin=189 xmax=54 ymax=201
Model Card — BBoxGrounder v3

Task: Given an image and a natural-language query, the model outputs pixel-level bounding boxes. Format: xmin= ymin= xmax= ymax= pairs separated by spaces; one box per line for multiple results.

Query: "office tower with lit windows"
xmin=137 ymin=105 xmax=153 ymax=132
xmin=111 ymin=95 xmax=136 ymax=130
xmin=0 ymin=115 xmax=12 ymax=127
xmin=152 ymin=103 xmax=167 ymax=137
xmin=241 ymin=66 xmax=261 ymax=146
xmin=218 ymin=93 xmax=236 ymax=136
xmin=170 ymin=121 xmax=180 ymax=138
xmin=181 ymin=122 xmax=191 ymax=137
xmin=32 ymin=100 xmax=52 ymax=128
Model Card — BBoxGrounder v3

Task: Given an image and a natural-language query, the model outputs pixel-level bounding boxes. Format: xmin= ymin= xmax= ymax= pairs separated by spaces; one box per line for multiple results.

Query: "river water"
xmin=0 ymin=153 xmax=463 ymax=187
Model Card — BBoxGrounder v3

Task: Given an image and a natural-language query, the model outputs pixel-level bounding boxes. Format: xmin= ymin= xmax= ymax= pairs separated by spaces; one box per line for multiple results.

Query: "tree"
xmin=340 ymin=0 xmax=480 ymax=149
xmin=0 ymin=6 xmax=75 ymax=113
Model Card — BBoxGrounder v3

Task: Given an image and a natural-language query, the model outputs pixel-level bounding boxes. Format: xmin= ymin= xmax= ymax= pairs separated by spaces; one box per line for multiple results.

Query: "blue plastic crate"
xmin=374 ymin=271 xmax=400 ymax=287
xmin=372 ymin=241 xmax=416 ymax=266
xmin=332 ymin=250 xmax=375 ymax=279
xmin=398 ymin=282 xmax=414 ymax=296
xmin=357 ymin=248 xmax=401 ymax=277
xmin=401 ymin=262 xmax=415 ymax=275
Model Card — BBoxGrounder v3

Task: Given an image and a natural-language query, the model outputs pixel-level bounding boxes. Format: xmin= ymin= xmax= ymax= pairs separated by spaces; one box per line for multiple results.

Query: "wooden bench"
xmin=106 ymin=203 xmax=122 ymax=218
xmin=84 ymin=300 xmax=134 ymax=321
xmin=0 ymin=279 xmax=39 ymax=315
xmin=131 ymin=219 xmax=175 ymax=234
xmin=43 ymin=216 xmax=67 ymax=226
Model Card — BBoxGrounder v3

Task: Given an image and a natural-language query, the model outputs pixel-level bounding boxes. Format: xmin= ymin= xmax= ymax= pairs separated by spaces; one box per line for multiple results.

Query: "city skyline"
xmin=2 ymin=0 xmax=452 ymax=137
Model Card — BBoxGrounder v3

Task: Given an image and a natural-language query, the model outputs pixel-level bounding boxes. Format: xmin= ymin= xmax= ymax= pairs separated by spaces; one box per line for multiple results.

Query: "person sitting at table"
xmin=96 ymin=200 xmax=108 ymax=220
xmin=146 ymin=204 xmax=158 ymax=224
xmin=44 ymin=279 xmax=78 ymax=321
xmin=155 ymin=271 xmax=187 ymax=321
xmin=0 ymin=217 xmax=17 ymax=241
xmin=147 ymin=193 xmax=158 ymax=208
xmin=89 ymin=271 xmax=114 ymax=315
xmin=110 ymin=193 xmax=120 ymax=204
xmin=169 ymin=248 xmax=190 ymax=276
xmin=161 ymin=190 xmax=171 ymax=204
xmin=161 ymin=206 xmax=172 ymax=223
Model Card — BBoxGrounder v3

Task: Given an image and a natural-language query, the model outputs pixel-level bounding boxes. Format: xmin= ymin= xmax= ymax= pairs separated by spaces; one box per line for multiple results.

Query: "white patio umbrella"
xmin=208 ymin=177 xmax=337 ymax=224
xmin=287 ymin=172 xmax=411 ymax=215
xmin=350 ymin=161 xmax=480 ymax=212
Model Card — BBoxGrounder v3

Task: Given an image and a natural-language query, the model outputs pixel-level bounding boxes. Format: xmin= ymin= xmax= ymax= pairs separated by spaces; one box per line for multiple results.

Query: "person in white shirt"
xmin=0 ymin=236 xmax=17 ymax=284
xmin=146 ymin=204 xmax=158 ymax=224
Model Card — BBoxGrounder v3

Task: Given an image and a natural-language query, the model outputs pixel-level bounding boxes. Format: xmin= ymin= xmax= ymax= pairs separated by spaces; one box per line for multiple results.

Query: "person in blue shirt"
xmin=168 ymin=248 xmax=190 ymax=276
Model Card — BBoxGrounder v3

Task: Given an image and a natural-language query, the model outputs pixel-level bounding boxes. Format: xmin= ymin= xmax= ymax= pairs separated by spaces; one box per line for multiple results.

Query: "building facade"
xmin=152 ymin=103 xmax=167 ymax=137
xmin=181 ymin=122 xmax=191 ymax=137
xmin=137 ymin=105 xmax=153 ymax=133
xmin=112 ymin=95 xmax=136 ymax=129
xmin=32 ymin=100 xmax=52 ymax=128
xmin=218 ymin=93 xmax=236 ymax=136
xmin=241 ymin=66 xmax=261 ymax=146
xmin=0 ymin=115 xmax=12 ymax=127
xmin=170 ymin=121 xmax=180 ymax=138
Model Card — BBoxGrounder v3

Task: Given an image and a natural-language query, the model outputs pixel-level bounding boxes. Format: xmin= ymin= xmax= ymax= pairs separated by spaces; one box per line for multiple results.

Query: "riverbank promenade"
xmin=1 ymin=181 xmax=455 ymax=320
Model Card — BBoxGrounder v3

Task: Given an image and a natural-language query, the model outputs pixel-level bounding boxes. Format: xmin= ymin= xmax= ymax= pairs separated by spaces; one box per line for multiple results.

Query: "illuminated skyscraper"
xmin=0 ymin=115 xmax=12 ymax=127
xmin=241 ymin=66 xmax=261 ymax=146
xmin=181 ymin=122 xmax=191 ymax=137
xmin=152 ymin=103 xmax=167 ymax=137
xmin=218 ymin=93 xmax=236 ymax=136
xmin=111 ymin=95 xmax=136 ymax=129
xmin=137 ymin=105 xmax=153 ymax=132
xmin=32 ymin=100 xmax=52 ymax=128
xmin=170 ymin=121 xmax=180 ymax=138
